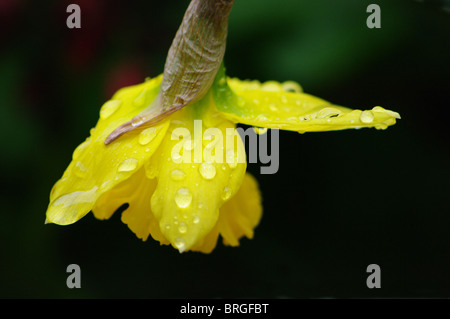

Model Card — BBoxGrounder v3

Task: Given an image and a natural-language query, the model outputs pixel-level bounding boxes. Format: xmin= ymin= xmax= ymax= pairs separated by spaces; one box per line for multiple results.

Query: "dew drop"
xmin=261 ymin=81 xmax=282 ymax=92
xmin=199 ymin=163 xmax=216 ymax=180
xmin=222 ymin=186 xmax=232 ymax=201
xmin=226 ymin=149 xmax=237 ymax=169
xmin=175 ymin=188 xmax=192 ymax=208
xmin=193 ymin=215 xmax=200 ymax=224
xmin=174 ymin=238 xmax=186 ymax=252
xmin=360 ymin=110 xmax=374 ymax=123
xmin=74 ymin=161 xmax=88 ymax=177
xmin=281 ymin=94 xmax=288 ymax=104
xmin=117 ymin=158 xmax=138 ymax=172
xmin=171 ymin=151 xmax=182 ymax=162
xmin=53 ymin=186 xmax=98 ymax=208
xmin=282 ymin=81 xmax=302 ymax=93
xmin=171 ymin=169 xmax=186 ymax=181
xmin=139 ymin=127 xmax=157 ymax=145
xmin=316 ymin=108 xmax=341 ymax=119
xmin=131 ymin=116 xmax=144 ymax=127
xmin=100 ymin=100 xmax=122 ymax=119
xmin=178 ymin=222 xmax=187 ymax=234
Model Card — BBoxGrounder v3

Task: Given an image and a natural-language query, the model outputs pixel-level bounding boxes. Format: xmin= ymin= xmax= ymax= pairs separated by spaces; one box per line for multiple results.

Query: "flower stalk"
xmin=105 ymin=0 xmax=234 ymax=144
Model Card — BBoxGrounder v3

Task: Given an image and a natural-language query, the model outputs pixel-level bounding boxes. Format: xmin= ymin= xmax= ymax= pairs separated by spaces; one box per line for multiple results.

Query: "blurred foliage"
xmin=1 ymin=0 xmax=450 ymax=298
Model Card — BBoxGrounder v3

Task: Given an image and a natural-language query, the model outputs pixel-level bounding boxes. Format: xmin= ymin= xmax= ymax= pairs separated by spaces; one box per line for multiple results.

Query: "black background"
xmin=1 ymin=0 xmax=449 ymax=298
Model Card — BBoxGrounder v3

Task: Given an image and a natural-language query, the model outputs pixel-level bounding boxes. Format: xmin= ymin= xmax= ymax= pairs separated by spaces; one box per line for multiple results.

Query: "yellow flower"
xmin=45 ymin=65 xmax=400 ymax=253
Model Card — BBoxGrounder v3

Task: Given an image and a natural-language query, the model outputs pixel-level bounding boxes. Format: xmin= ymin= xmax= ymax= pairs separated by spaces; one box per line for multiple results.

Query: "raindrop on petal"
xmin=117 ymin=158 xmax=138 ymax=172
xmin=199 ymin=162 xmax=216 ymax=180
xmin=100 ymin=100 xmax=122 ymax=119
xmin=175 ymin=188 xmax=192 ymax=208
xmin=174 ymin=238 xmax=186 ymax=252
xmin=193 ymin=215 xmax=200 ymax=224
xmin=139 ymin=127 xmax=157 ymax=145
xmin=360 ymin=110 xmax=374 ymax=123
xmin=171 ymin=169 xmax=186 ymax=181
xmin=221 ymin=186 xmax=232 ymax=201
xmin=178 ymin=222 xmax=187 ymax=234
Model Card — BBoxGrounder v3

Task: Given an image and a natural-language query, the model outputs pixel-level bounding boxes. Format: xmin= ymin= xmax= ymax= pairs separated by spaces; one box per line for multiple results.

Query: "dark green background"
xmin=1 ymin=0 xmax=449 ymax=298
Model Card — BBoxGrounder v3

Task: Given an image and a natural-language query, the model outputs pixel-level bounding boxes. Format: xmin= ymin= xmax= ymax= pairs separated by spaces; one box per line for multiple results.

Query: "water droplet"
xmin=171 ymin=151 xmax=182 ymax=162
xmin=53 ymin=186 xmax=98 ymax=208
xmin=199 ymin=163 xmax=216 ymax=180
xmin=178 ymin=222 xmax=187 ymax=234
xmin=100 ymin=100 xmax=122 ymax=119
xmin=360 ymin=110 xmax=374 ymax=123
xmin=117 ymin=158 xmax=138 ymax=172
xmin=221 ymin=164 xmax=227 ymax=171
xmin=174 ymin=238 xmax=186 ymax=252
xmin=316 ymin=108 xmax=341 ymax=119
xmin=165 ymin=224 xmax=171 ymax=230
xmin=145 ymin=161 xmax=158 ymax=179
xmin=193 ymin=215 xmax=200 ymax=224
xmin=171 ymin=169 xmax=186 ymax=181
xmin=253 ymin=98 xmax=260 ymax=105
xmin=222 ymin=186 xmax=232 ymax=201
xmin=175 ymin=188 xmax=192 ymax=208
xmin=282 ymin=81 xmax=302 ymax=93
xmin=252 ymin=127 xmax=268 ymax=135
xmin=74 ymin=161 xmax=88 ymax=177
xmin=198 ymin=203 xmax=204 ymax=209
xmin=281 ymin=94 xmax=288 ymax=104
xmin=269 ymin=104 xmax=278 ymax=112
xmin=226 ymin=149 xmax=237 ymax=169
xmin=139 ymin=127 xmax=157 ymax=145
xmin=261 ymin=81 xmax=282 ymax=92
xmin=218 ymin=77 xmax=227 ymax=86
xmin=131 ymin=115 xmax=144 ymax=127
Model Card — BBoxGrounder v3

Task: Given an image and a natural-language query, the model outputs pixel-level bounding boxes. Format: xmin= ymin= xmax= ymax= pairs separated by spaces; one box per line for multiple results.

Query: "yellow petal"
xmin=217 ymin=173 xmax=263 ymax=247
xmin=92 ymin=167 xmax=169 ymax=244
xmin=46 ymin=76 xmax=170 ymax=225
xmin=190 ymin=173 xmax=263 ymax=253
xmin=213 ymin=72 xmax=400 ymax=133
xmin=149 ymin=103 xmax=247 ymax=253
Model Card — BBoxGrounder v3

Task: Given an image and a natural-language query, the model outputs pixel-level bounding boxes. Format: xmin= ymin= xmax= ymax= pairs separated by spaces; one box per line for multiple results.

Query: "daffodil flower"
xmin=45 ymin=0 xmax=400 ymax=253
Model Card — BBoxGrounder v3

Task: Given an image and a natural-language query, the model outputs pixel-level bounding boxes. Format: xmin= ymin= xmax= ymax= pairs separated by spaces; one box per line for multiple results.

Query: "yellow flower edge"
xmin=46 ymin=68 xmax=400 ymax=253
